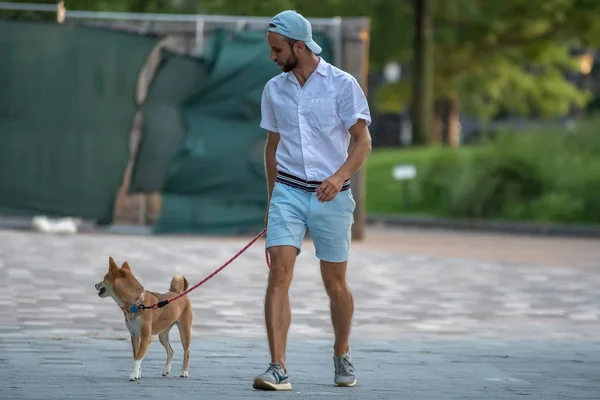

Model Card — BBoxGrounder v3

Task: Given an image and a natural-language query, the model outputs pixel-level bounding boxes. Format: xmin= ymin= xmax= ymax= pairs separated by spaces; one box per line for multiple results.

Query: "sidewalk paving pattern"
xmin=0 ymin=228 xmax=599 ymax=399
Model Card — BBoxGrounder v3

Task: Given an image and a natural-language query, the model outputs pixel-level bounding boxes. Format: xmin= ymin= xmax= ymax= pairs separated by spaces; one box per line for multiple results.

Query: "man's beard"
xmin=280 ymin=54 xmax=298 ymax=72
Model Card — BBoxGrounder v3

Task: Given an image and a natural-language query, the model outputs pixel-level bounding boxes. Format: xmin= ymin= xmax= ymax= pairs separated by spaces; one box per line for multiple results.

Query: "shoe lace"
xmin=268 ymin=363 xmax=284 ymax=376
xmin=336 ymin=356 xmax=354 ymax=375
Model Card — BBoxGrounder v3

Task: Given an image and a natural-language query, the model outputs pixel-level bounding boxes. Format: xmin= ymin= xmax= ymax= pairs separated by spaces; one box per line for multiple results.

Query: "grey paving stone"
xmin=1 ymin=228 xmax=599 ymax=399
xmin=1 ymin=229 xmax=599 ymax=341
xmin=1 ymin=336 xmax=599 ymax=399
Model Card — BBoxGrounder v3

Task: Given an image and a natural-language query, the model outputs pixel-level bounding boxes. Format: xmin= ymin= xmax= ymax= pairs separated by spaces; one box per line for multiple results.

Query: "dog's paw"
xmin=162 ymin=363 xmax=172 ymax=377
xmin=129 ymin=360 xmax=142 ymax=381
xmin=180 ymin=370 xmax=188 ymax=378
xmin=129 ymin=372 xmax=141 ymax=381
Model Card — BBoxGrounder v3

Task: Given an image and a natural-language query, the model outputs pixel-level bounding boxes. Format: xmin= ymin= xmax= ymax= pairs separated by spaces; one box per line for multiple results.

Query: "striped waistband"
xmin=276 ymin=171 xmax=351 ymax=192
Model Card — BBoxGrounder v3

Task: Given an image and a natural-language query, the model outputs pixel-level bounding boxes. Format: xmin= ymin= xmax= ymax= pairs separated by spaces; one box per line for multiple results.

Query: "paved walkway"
xmin=0 ymin=227 xmax=599 ymax=398
xmin=1 ymin=335 xmax=599 ymax=399
xmin=1 ymin=228 xmax=598 ymax=341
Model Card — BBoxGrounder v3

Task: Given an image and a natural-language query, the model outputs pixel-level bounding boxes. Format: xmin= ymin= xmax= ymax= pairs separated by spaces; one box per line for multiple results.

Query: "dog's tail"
xmin=169 ymin=275 xmax=189 ymax=294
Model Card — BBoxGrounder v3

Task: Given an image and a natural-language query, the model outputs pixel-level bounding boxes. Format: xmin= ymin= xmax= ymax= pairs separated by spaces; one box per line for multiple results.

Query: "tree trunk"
xmin=445 ymin=96 xmax=461 ymax=147
xmin=431 ymin=99 xmax=445 ymax=144
xmin=431 ymin=96 xmax=461 ymax=147
xmin=411 ymin=0 xmax=435 ymax=145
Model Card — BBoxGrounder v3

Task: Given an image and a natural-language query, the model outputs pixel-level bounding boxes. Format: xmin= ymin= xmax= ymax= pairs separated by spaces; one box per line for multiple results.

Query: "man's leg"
xmin=265 ymin=245 xmax=297 ymax=368
xmin=307 ymin=188 xmax=357 ymax=387
xmin=320 ymin=260 xmax=353 ymax=357
xmin=253 ymin=183 xmax=308 ymax=391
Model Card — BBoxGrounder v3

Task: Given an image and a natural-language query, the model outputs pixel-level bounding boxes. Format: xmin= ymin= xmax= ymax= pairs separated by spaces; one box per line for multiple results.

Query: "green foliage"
xmin=375 ymin=81 xmax=412 ymax=114
xmin=365 ymin=145 xmax=478 ymax=215
xmin=447 ymin=147 xmax=545 ymax=219
xmin=460 ymin=51 xmax=591 ymax=121
xmin=414 ymin=150 xmax=469 ymax=213
xmin=366 ymin=116 xmax=600 ymax=225
xmin=377 ymin=0 xmax=600 ymax=122
xmin=200 ymin=0 xmax=296 ymax=16
xmin=0 ymin=0 xmax=402 ymax=66
xmin=3 ymin=0 xmax=599 ymax=124
xmin=0 ymin=0 xmax=197 ymax=18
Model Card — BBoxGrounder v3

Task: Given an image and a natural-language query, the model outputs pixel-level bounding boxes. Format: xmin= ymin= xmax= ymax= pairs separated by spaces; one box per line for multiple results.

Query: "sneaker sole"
xmin=335 ymin=379 xmax=357 ymax=387
xmin=253 ymin=378 xmax=292 ymax=391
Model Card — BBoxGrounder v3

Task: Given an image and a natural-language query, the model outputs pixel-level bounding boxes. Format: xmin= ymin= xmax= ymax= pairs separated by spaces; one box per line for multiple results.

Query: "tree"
xmin=411 ymin=0 xmax=434 ymax=146
xmin=8 ymin=0 xmax=598 ymax=147
xmin=377 ymin=0 xmax=600 ymax=145
xmin=0 ymin=0 xmax=198 ymax=17
xmin=200 ymin=0 xmax=295 ymax=15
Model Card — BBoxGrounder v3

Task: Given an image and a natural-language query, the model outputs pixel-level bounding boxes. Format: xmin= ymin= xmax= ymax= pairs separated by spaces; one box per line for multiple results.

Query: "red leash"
xmin=141 ymin=227 xmax=270 ymax=311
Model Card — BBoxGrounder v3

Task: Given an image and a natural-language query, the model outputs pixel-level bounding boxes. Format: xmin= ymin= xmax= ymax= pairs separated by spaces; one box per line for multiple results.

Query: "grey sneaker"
xmin=334 ymin=353 xmax=357 ymax=387
xmin=252 ymin=363 xmax=292 ymax=391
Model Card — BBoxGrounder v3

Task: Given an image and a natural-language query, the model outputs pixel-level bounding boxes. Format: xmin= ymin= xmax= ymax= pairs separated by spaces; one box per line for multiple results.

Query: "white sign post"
xmin=392 ymin=165 xmax=417 ymax=181
xmin=392 ymin=164 xmax=417 ymax=209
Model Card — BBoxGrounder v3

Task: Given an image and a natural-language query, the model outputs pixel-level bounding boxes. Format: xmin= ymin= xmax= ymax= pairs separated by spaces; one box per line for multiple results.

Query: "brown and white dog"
xmin=95 ymin=257 xmax=193 ymax=381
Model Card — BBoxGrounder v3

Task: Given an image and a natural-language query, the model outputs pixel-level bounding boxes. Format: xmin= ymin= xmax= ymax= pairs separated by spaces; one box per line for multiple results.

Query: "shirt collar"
xmin=315 ymin=57 xmax=329 ymax=76
xmin=285 ymin=57 xmax=328 ymax=83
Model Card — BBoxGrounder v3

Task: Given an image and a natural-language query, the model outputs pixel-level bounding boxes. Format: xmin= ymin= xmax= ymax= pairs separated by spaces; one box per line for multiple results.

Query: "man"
xmin=253 ymin=10 xmax=372 ymax=391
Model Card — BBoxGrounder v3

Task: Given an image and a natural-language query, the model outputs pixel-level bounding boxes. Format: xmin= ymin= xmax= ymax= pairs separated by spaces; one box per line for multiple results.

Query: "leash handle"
xmin=142 ymin=227 xmax=268 ymax=310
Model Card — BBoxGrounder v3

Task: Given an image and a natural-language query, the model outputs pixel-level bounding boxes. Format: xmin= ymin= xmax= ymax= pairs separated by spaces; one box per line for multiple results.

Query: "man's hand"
xmin=316 ymin=173 xmax=346 ymax=202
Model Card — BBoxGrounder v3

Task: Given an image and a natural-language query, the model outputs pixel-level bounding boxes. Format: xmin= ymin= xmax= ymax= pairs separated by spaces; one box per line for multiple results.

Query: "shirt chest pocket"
xmin=272 ymin=98 xmax=299 ymax=129
xmin=304 ymin=97 xmax=339 ymax=129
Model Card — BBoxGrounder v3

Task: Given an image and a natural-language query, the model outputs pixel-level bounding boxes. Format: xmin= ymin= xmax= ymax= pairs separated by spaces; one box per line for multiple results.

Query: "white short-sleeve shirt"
xmin=260 ymin=58 xmax=371 ymax=182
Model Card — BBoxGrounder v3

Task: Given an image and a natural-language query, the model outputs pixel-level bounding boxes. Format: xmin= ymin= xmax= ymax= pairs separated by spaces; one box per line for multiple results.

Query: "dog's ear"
xmin=121 ymin=261 xmax=131 ymax=272
xmin=109 ymin=257 xmax=119 ymax=274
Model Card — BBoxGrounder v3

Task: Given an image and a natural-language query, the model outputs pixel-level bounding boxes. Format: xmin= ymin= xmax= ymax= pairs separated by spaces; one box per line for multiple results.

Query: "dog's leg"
xmin=130 ymin=330 xmax=151 ymax=381
xmin=130 ymin=335 xmax=140 ymax=359
xmin=129 ymin=335 xmax=141 ymax=381
xmin=159 ymin=326 xmax=174 ymax=377
xmin=177 ymin=310 xmax=192 ymax=378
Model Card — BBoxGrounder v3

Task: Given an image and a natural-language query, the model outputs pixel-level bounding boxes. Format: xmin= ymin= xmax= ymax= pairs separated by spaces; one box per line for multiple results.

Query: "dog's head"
xmin=95 ymin=256 xmax=136 ymax=299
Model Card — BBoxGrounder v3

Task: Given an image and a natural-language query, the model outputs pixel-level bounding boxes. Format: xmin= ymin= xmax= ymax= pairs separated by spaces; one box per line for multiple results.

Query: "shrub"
xmin=449 ymin=148 xmax=545 ymax=219
xmin=367 ymin=116 xmax=600 ymax=225
xmin=414 ymin=151 xmax=468 ymax=213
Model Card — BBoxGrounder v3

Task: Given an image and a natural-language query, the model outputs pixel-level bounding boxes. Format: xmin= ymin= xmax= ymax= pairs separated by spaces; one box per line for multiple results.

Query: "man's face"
xmin=267 ymin=32 xmax=298 ymax=72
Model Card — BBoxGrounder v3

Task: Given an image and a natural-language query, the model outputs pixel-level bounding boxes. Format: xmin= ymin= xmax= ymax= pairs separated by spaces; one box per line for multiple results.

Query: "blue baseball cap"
xmin=267 ymin=10 xmax=322 ymax=55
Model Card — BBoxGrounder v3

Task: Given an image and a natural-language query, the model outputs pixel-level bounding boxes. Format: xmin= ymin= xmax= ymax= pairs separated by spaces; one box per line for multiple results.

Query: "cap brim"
xmin=305 ymin=40 xmax=322 ymax=55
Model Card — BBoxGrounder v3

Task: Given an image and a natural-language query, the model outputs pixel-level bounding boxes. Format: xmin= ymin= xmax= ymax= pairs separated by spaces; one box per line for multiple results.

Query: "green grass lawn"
xmin=365 ymin=146 xmax=480 ymax=216
xmin=364 ymin=117 xmax=600 ymax=224
xmin=364 ymin=141 xmax=600 ymax=224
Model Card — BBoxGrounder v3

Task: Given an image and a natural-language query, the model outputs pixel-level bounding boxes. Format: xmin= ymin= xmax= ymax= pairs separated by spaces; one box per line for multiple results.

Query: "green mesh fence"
xmin=0 ymin=20 xmax=156 ymax=222
xmin=130 ymin=28 xmax=333 ymax=234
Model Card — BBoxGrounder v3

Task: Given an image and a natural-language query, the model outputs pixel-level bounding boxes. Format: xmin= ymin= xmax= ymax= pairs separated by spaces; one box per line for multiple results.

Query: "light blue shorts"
xmin=265 ymin=181 xmax=356 ymax=263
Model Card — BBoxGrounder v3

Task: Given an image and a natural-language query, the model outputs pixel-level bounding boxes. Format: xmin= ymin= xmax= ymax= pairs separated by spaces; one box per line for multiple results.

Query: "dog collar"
xmin=122 ymin=290 xmax=146 ymax=314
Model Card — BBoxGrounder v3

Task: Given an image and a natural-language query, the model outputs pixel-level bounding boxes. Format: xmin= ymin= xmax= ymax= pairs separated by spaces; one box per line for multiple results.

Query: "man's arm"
xmin=316 ymin=120 xmax=371 ymax=202
xmin=333 ymin=120 xmax=372 ymax=182
xmin=316 ymin=76 xmax=372 ymax=202
xmin=260 ymin=84 xmax=279 ymax=202
xmin=265 ymin=131 xmax=280 ymax=202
